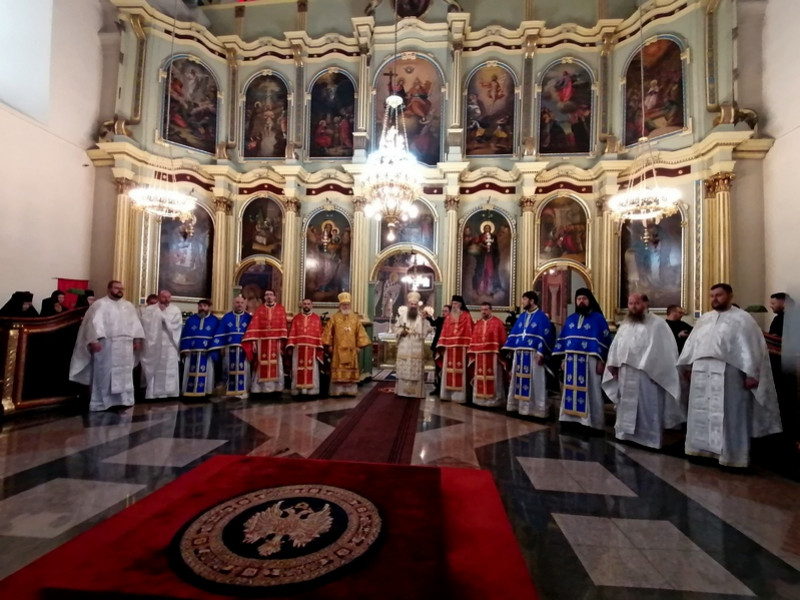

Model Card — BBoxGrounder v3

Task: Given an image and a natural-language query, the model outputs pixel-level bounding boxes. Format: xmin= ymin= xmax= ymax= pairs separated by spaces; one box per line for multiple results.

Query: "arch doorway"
xmin=533 ymin=264 xmax=592 ymax=330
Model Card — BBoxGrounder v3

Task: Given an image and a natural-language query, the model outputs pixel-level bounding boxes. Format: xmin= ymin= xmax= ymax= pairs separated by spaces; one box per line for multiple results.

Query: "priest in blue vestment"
xmin=503 ymin=291 xmax=556 ymax=418
xmin=180 ymin=299 xmax=219 ymax=398
xmin=554 ymin=288 xmax=612 ymax=430
xmin=209 ymin=295 xmax=252 ymax=398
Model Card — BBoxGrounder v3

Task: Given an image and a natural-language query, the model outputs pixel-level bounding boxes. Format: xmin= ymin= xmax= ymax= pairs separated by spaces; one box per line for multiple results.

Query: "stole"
xmin=562 ymin=353 xmax=589 ymax=417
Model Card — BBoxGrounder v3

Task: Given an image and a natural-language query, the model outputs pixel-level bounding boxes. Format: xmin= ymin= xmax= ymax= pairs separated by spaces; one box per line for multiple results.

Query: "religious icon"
xmin=309 ymin=70 xmax=356 ymax=158
xmin=624 ymin=38 xmax=685 ymax=146
xmin=158 ymin=206 xmax=214 ymax=299
xmin=372 ymin=252 xmax=436 ymax=322
xmin=459 ymin=209 xmax=513 ymax=308
xmin=303 ymin=211 xmax=352 ymax=304
xmin=619 ymin=213 xmax=683 ymax=309
xmin=237 ymin=262 xmax=283 ymax=313
xmin=374 ymin=55 xmax=442 ymax=166
xmin=243 ymin=74 xmax=289 ymax=158
xmin=241 ymin=197 xmax=284 ymax=260
xmin=538 ymin=60 xmax=594 ymax=155
xmin=162 ymin=57 xmax=218 ymax=154
xmin=465 ymin=63 xmax=516 ymax=156
xmin=379 ymin=200 xmax=435 ymax=251
xmin=538 ymin=196 xmax=588 ymax=265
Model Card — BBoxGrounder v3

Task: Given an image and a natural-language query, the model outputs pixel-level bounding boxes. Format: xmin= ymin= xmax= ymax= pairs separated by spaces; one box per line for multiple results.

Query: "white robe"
xmin=140 ymin=303 xmax=183 ymax=399
xmin=602 ymin=314 xmax=684 ymax=448
xmin=507 ymin=351 xmax=548 ymax=417
xmin=677 ymin=306 xmax=782 ymax=467
xmin=69 ymin=296 xmax=145 ymax=412
xmin=394 ymin=309 xmax=431 ymax=399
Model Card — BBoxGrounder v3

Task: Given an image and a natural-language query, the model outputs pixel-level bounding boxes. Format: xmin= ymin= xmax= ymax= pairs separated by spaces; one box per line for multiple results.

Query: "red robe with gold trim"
xmin=242 ymin=303 xmax=288 ymax=382
xmin=468 ymin=316 xmax=507 ymax=401
xmin=437 ymin=310 xmax=473 ymax=398
xmin=287 ymin=312 xmax=323 ymax=389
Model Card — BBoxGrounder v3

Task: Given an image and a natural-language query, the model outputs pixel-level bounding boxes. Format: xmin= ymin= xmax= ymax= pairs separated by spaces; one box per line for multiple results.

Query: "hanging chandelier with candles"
xmin=608 ymin=5 xmax=680 ymax=226
xmin=129 ymin=0 xmax=196 ymax=225
xmin=361 ymin=4 xmax=421 ymax=241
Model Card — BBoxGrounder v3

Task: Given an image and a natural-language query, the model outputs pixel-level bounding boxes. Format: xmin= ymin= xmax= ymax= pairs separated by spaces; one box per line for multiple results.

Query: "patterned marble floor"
xmin=1 ymin=385 xmax=800 ymax=599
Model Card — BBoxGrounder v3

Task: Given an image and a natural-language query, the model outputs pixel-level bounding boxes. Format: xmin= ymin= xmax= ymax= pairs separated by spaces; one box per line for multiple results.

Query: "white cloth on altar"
xmin=394 ymin=308 xmax=431 ymax=399
xmin=507 ymin=350 xmax=548 ymax=417
xmin=602 ymin=314 xmax=684 ymax=447
xmin=140 ymin=303 xmax=183 ymax=399
xmin=558 ymin=355 xmax=605 ymax=430
xmin=677 ymin=307 xmax=782 ymax=466
xmin=69 ymin=296 xmax=145 ymax=412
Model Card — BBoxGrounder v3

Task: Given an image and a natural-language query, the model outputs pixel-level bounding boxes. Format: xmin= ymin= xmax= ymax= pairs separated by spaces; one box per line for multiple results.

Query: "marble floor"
xmin=1 ymin=384 xmax=800 ymax=599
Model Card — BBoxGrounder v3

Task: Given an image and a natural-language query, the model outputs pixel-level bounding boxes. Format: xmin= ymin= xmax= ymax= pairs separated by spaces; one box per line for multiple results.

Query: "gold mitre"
xmin=407 ymin=291 xmax=421 ymax=303
xmin=338 ymin=292 xmax=352 ymax=304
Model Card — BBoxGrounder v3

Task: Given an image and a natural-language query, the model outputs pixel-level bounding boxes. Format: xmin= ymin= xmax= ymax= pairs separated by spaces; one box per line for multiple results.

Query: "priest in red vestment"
xmin=437 ymin=295 xmax=473 ymax=403
xmin=242 ymin=290 xmax=288 ymax=394
xmin=468 ymin=302 xmax=508 ymax=407
xmin=287 ymin=298 xmax=324 ymax=396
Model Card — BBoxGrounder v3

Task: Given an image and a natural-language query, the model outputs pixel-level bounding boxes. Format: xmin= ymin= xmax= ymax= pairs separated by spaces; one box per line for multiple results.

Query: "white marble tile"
xmin=612 ymin=518 xmax=697 ymax=550
xmin=643 ymin=549 xmax=755 ymax=596
xmin=553 ymin=513 xmax=632 ymax=547
xmin=102 ymin=437 xmax=227 ymax=467
xmin=570 ymin=545 xmax=670 ymax=588
xmin=517 ymin=457 xmax=637 ymax=496
xmin=0 ymin=478 xmax=145 ymax=538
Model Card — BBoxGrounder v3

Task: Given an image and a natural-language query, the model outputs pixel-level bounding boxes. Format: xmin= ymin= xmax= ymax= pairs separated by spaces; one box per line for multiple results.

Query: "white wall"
xmin=763 ymin=0 xmax=800 ymax=301
xmin=0 ymin=0 xmax=104 ymax=310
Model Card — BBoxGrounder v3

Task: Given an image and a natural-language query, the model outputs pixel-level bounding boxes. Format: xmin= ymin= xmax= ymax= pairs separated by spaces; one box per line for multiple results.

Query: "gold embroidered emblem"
xmin=243 ymin=501 xmax=333 ymax=556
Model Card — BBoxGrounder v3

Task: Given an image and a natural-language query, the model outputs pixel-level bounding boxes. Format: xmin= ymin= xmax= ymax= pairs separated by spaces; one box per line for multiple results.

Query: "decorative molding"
xmin=444 ymin=195 xmax=460 ymax=211
xmin=520 ymin=196 xmax=537 ymax=213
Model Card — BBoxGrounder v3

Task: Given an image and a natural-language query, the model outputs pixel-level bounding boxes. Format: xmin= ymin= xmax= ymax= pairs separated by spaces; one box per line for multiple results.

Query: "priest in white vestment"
xmin=394 ymin=292 xmax=432 ymax=399
xmin=69 ymin=280 xmax=144 ymax=412
xmin=602 ymin=293 xmax=684 ymax=448
xmin=677 ymin=284 xmax=782 ymax=467
xmin=139 ymin=290 xmax=184 ymax=399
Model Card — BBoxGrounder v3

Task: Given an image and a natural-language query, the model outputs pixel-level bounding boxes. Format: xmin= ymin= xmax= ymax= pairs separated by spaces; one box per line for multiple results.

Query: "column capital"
xmin=445 ymin=195 xmax=460 ymax=211
xmin=520 ymin=196 xmax=537 ymax=213
xmin=707 ymin=172 xmax=735 ymax=195
xmin=281 ymin=196 xmax=301 ymax=213
xmin=353 ymin=196 xmax=368 ymax=212
xmin=214 ymin=196 xmax=233 ymax=214
xmin=115 ymin=178 xmax=134 ymax=195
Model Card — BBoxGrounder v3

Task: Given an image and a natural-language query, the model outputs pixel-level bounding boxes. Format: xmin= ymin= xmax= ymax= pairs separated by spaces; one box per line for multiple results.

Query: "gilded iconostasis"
xmin=94 ymin=0 xmax=762 ymax=323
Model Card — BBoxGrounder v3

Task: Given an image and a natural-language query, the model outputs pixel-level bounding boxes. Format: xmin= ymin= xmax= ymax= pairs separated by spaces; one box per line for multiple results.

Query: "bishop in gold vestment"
xmin=321 ymin=292 xmax=370 ymax=396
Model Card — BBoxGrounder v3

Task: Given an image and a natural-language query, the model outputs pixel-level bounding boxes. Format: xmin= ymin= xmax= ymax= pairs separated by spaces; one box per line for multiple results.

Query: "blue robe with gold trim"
xmin=180 ymin=314 xmax=219 ymax=397
xmin=503 ymin=309 xmax=556 ymax=411
xmin=209 ymin=311 xmax=252 ymax=395
xmin=553 ymin=311 xmax=611 ymax=420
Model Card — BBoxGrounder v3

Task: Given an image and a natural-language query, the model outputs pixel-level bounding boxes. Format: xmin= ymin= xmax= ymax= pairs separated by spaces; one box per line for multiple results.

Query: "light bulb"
xmin=387 ymin=230 xmax=396 ymax=242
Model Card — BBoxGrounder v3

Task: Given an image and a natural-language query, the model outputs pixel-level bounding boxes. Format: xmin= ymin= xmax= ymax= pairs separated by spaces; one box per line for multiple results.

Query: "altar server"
xmin=210 ymin=295 xmax=252 ymax=397
xmin=287 ymin=298 xmax=324 ymax=396
xmin=243 ymin=290 xmax=288 ymax=394
xmin=179 ymin=299 xmax=218 ymax=398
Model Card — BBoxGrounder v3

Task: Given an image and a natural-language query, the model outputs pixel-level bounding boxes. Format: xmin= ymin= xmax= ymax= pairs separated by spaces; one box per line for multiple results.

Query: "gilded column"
xmin=113 ymin=178 xmax=134 ymax=292
xmin=703 ymin=172 xmax=734 ymax=310
xmin=350 ymin=197 xmax=369 ymax=317
xmin=518 ymin=196 xmax=537 ymax=296
xmin=596 ymin=199 xmax=619 ymax=320
xmin=211 ymin=196 xmax=232 ymax=312
xmin=443 ymin=195 xmax=460 ymax=302
xmin=281 ymin=197 xmax=301 ymax=312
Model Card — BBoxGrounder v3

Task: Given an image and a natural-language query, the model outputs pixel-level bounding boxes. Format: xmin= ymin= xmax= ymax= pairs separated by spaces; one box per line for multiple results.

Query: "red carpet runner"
xmin=0 ymin=456 xmax=539 ymax=600
xmin=311 ymin=384 xmax=420 ymax=463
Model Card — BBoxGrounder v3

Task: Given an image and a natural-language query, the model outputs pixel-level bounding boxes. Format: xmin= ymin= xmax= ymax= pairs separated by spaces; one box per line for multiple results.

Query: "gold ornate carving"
xmin=520 ymin=196 xmax=537 ymax=213
xmin=712 ymin=101 xmax=759 ymax=130
xmin=282 ymin=197 xmax=301 ymax=213
xmin=115 ymin=178 xmax=134 ymax=195
xmin=445 ymin=195 xmax=460 ymax=211
xmin=214 ymin=197 xmax=232 ymax=214
xmin=352 ymin=196 xmax=367 ymax=212
xmin=707 ymin=172 xmax=734 ymax=195
xmin=2 ymin=328 xmax=19 ymax=413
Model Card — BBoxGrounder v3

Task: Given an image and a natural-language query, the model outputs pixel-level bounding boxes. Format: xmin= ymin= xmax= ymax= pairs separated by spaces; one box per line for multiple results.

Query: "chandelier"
xmin=608 ymin=5 xmax=680 ymax=226
xmin=361 ymin=3 xmax=421 ymax=241
xmin=401 ymin=254 xmax=433 ymax=291
xmin=128 ymin=0 xmax=196 ymax=225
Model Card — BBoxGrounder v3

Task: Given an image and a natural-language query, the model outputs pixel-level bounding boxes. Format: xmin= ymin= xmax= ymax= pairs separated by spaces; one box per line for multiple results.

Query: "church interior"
xmin=1 ymin=0 xmax=800 ymax=597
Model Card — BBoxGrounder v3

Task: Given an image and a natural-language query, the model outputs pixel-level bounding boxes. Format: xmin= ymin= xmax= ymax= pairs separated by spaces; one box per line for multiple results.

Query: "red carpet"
xmin=0 ymin=456 xmax=538 ymax=600
xmin=311 ymin=384 xmax=420 ymax=463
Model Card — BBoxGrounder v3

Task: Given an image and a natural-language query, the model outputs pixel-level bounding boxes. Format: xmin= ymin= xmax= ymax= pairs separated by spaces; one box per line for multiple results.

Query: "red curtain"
xmin=57 ymin=278 xmax=89 ymax=310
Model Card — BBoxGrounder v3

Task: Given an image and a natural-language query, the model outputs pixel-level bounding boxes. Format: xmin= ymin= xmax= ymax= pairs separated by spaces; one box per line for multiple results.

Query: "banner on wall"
xmin=57 ymin=278 xmax=89 ymax=309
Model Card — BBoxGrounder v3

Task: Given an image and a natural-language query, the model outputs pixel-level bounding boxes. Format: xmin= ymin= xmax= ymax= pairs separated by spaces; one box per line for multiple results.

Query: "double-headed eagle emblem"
xmin=243 ymin=501 xmax=333 ymax=557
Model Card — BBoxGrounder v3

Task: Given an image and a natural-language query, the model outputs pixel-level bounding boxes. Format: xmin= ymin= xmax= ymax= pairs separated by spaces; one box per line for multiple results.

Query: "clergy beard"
xmin=575 ymin=304 xmax=591 ymax=315
xmin=626 ymin=311 xmax=645 ymax=323
xmin=302 ymin=307 xmax=311 ymax=314
xmin=408 ymin=307 xmax=418 ymax=320
xmin=341 ymin=308 xmax=351 ymax=315
xmin=451 ymin=307 xmax=461 ymax=318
